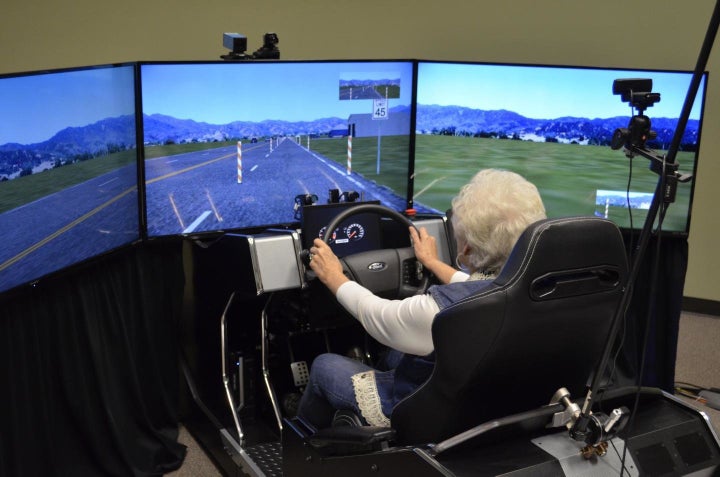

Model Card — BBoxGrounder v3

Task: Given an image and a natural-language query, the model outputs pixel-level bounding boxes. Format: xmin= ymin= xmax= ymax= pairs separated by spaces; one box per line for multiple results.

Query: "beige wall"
xmin=2 ymin=0 xmax=719 ymax=301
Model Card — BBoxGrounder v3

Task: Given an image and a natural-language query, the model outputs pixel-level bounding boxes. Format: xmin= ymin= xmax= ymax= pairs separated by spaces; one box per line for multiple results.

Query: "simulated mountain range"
xmin=0 ymin=105 xmax=699 ymax=180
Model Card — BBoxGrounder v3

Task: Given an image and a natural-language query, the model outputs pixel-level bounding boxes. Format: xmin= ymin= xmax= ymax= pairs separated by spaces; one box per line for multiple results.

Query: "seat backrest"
xmin=391 ymin=216 xmax=629 ymax=445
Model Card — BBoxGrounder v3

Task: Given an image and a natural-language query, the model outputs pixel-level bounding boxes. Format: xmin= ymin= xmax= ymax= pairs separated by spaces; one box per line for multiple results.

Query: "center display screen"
xmin=139 ymin=60 xmax=416 ymax=238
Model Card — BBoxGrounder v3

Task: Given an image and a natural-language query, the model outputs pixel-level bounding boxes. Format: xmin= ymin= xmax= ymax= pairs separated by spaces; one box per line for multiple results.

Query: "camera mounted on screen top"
xmin=610 ymin=78 xmax=660 ymax=152
xmin=221 ymin=32 xmax=280 ymax=60
xmin=609 ymin=77 xmax=692 ymax=199
xmin=327 ymin=188 xmax=360 ymax=204
xmin=252 ymin=33 xmax=280 ymax=59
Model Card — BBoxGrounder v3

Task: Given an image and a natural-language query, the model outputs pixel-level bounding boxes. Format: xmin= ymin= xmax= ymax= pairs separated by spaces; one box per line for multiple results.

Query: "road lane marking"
xmin=98 ymin=177 xmax=120 ymax=187
xmin=147 ymin=153 xmax=236 ymax=184
xmin=184 ymin=211 xmax=212 ymax=233
xmin=0 ymin=186 xmax=137 ymax=272
xmin=146 ymin=143 xmax=267 ymax=184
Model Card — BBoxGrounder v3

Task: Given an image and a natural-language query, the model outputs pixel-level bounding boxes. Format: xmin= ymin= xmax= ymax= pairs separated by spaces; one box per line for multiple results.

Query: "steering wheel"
xmin=320 ymin=203 xmax=430 ymax=298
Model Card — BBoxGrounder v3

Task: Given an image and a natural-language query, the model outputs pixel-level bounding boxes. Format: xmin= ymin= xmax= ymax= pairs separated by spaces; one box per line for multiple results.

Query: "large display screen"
xmin=0 ymin=58 xmax=706 ymax=296
xmin=414 ymin=61 xmax=707 ymax=233
xmin=139 ymin=60 xmax=415 ymax=238
xmin=0 ymin=64 xmax=140 ymax=294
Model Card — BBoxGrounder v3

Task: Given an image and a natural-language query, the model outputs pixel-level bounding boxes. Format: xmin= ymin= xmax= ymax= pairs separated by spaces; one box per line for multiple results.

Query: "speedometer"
xmin=344 ymin=223 xmax=365 ymax=242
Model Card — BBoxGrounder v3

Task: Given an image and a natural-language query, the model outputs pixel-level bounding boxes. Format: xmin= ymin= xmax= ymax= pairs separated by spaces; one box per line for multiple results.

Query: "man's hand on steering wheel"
xmin=308 ymin=238 xmax=349 ymax=294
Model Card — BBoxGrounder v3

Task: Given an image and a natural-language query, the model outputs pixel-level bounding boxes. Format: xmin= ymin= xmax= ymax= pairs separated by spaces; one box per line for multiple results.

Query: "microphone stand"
xmin=560 ymin=0 xmax=720 ymax=447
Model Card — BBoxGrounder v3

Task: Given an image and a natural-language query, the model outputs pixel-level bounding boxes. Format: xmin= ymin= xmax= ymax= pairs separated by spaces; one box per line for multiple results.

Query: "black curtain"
xmin=0 ymin=239 xmax=187 ymax=477
xmin=612 ymin=233 xmax=688 ymax=393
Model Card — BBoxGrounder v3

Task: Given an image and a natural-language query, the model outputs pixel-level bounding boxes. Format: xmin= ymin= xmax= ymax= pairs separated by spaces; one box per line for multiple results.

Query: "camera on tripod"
xmin=610 ymin=78 xmax=661 ymax=151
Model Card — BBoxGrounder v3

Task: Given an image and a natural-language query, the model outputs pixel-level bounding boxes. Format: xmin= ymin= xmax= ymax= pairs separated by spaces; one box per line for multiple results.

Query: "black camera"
xmin=612 ymin=78 xmax=660 ymax=110
xmin=610 ymin=79 xmax=660 ymax=151
xmin=252 ymin=33 xmax=280 ymax=60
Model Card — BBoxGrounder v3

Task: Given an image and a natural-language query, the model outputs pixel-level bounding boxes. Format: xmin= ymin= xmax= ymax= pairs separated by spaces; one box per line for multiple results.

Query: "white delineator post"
xmin=605 ymin=197 xmax=610 ymax=218
xmin=347 ymin=135 xmax=352 ymax=175
xmin=237 ymin=141 xmax=242 ymax=184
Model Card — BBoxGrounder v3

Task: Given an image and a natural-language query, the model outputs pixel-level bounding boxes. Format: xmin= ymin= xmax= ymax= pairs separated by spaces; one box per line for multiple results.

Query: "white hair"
xmin=451 ymin=169 xmax=546 ymax=273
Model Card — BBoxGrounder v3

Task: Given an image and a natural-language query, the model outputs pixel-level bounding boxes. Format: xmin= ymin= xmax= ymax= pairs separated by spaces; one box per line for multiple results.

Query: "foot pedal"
xmin=290 ymin=361 xmax=309 ymax=387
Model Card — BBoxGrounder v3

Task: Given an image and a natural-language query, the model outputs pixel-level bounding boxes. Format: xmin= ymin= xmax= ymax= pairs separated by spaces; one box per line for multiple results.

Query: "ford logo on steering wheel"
xmin=367 ymin=262 xmax=387 ymax=271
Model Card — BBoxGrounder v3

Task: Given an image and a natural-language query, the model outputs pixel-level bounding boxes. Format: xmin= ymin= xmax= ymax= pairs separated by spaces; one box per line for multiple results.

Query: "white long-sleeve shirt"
xmin=335 ymin=271 xmax=469 ymax=356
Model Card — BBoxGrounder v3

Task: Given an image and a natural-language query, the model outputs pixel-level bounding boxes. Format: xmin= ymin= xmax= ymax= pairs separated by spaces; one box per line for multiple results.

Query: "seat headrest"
xmin=494 ymin=216 xmax=627 ymax=288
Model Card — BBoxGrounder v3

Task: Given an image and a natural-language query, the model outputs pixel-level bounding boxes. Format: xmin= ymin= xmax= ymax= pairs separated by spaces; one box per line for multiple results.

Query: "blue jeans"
xmin=296 ymin=353 xmax=397 ymax=429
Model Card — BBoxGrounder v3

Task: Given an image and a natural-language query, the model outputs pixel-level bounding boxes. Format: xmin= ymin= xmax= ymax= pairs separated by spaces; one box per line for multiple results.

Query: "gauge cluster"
xmin=318 ymin=222 xmax=366 ymax=244
xmin=301 ymin=202 xmax=382 ymax=257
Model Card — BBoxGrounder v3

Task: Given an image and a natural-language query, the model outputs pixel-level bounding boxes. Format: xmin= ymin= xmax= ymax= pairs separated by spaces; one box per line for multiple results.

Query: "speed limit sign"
xmin=372 ymin=98 xmax=389 ymax=120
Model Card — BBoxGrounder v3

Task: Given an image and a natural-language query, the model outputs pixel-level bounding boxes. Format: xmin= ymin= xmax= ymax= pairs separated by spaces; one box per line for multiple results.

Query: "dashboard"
xmin=221 ymin=202 xmax=453 ymax=297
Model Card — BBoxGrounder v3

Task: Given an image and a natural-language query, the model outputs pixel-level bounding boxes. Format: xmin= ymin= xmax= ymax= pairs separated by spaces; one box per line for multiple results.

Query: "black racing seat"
xmin=390 ymin=216 xmax=629 ymax=444
xmin=291 ymin=216 xmax=629 ymax=453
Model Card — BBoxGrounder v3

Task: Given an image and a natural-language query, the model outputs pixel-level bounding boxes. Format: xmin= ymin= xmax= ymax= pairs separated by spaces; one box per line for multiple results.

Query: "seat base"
xmin=280 ymin=389 xmax=720 ymax=477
